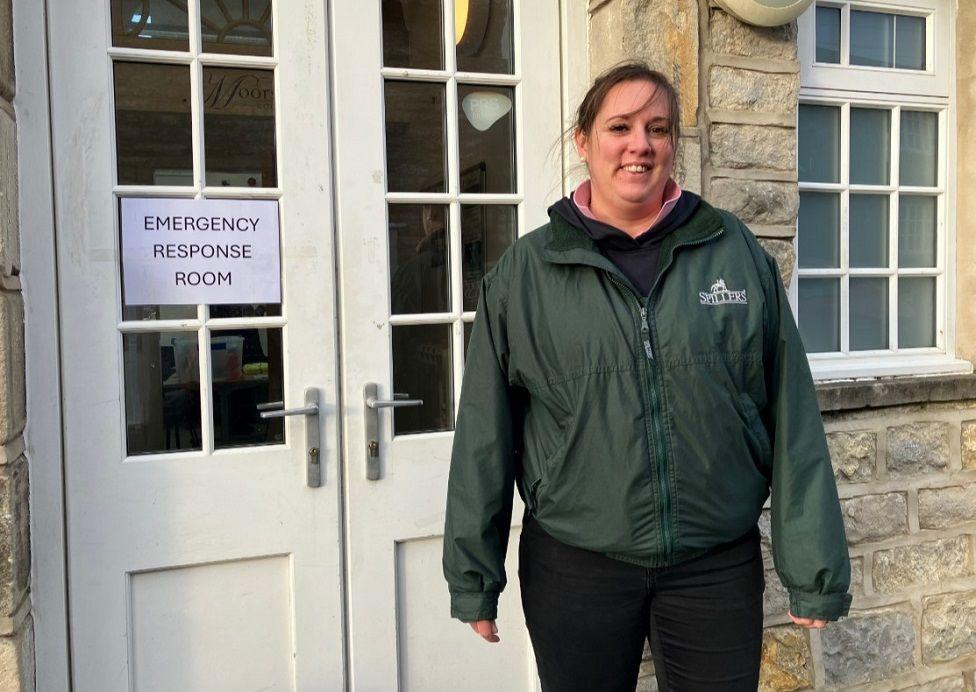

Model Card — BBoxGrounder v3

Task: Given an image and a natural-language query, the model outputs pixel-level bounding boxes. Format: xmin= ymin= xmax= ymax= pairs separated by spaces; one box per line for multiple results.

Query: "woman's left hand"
xmin=789 ymin=612 xmax=827 ymax=629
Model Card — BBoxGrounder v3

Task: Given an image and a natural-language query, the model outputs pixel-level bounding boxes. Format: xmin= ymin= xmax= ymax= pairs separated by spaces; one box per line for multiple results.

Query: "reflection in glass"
xmin=816 ymin=6 xmax=841 ymax=63
xmin=799 ymin=279 xmax=840 ymax=353
xmin=461 ymin=205 xmax=516 ymax=310
xmin=124 ymin=331 xmax=202 ymax=455
xmin=463 ymin=321 xmax=473 ymax=361
xmin=798 ymin=192 xmax=840 ymax=269
xmin=114 ymin=62 xmax=193 ymax=186
xmin=898 ymin=196 xmax=937 ymax=268
xmin=850 ymin=108 xmax=890 ymax=185
xmin=392 ymin=324 xmax=454 ymax=434
xmin=850 ymin=278 xmax=888 ymax=351
xmin=900 ymin=111 xmax=938 ymax=187
xmin=111 ymin=0 xmax=190 ymax=51
xmin=798 ymin=105 xmax=840 ymax=183
xmin=211 ymin=329 xmax=284 ymax=449
xmin=123 ymin=304 xmax=197 ymax=321
xmin=203 ymin=67 xmax=277 ymax=187
xmin=895 ymin=15 xmax=926 ymax=70
xmin=456 ymin=0 xmax=514 ymax=74
xmin=385 ymin=81 xmax=447 ymax=193
xmin=851 ymin=10 xmax=894 ymax=68
xmin=850 ymin=195 xmax=889 ymax=268
xmin=458 ymin=85 xmax=515 ymax=194
xmin=200 ymin=0 xmax=273 ymax=56
xmin=210 ymin=303 xmax=282 ymax=318
xmin=389 ymin=204 xmax=450 ymax=315
xmin=898 ymin=277 xmax=936 ymax=348
xmin=383 ymin=0 xmax=443 ymax=69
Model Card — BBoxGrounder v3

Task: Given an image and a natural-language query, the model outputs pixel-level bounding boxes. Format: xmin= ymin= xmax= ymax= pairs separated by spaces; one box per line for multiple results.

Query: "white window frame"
xmin=796 ymin=0 xmax=968 ymax=380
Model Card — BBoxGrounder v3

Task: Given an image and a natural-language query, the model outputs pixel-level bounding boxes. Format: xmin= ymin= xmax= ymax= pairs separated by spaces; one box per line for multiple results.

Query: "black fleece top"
xmin=548 ymin=190 xmax=702 ymax=297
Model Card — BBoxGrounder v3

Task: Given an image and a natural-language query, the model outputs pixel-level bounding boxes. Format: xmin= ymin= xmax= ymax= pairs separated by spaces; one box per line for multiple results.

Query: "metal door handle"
xmin=256 ymin=388 xmax=322 ymax=488
xmin=363 ymin=382 xmax=423 ymax=480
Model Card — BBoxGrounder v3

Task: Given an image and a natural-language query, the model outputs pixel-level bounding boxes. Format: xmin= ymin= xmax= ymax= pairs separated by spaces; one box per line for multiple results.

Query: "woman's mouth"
xmin=621 ymin=164 xmax=651 ymax=173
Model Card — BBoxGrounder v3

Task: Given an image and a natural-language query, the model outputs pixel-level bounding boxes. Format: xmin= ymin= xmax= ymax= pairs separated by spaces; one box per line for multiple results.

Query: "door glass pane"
xmin=850 ymin=278 xmax=888 ymax=350
xmin=211 ymin=328 xmax=284 ymax=449
xmin=114 ymin=62 xmax=193 ymax=186
xmin=798 ymin=192 xmax=840 ymax=269
xmin=124 ymin=331 xmax=202 ymax=455
xmin=895 ymin=15 xmax=926 ymax=70
xmin=461 ymin=204 xmax=516 ymax=311
xmin=203 ymin=67 xmax=277 ymax=187
xmin=900 ymin=110 xmax=938 ymax=187
xmin=798 ymin=105 xmax=840 ymax=183
xmin=850 ymin=108 xmax=890 ymax=185
xmin=392 ymin=325 xmax=454 ymax=434
xmin=799 ymin=279 xmax=840 ymax=353
xmin=112 ymin=0 xmax=190 ymax=51
xmin=385 ymin=81 xmax=447 ymax=192
xmin=851 ymin=10 xmax=894 ymax=68
xmin=389 ymin=204 xmax=451 ymax=315
xmin=200 ymin=0 xmax=273 ymax=57
xmin=898 ymin=277 xmax=936 ymax=348
xmin=456 ymin=0 xmax=514 ymax=74
xmin=816 ymin=6 xmax=841 ymax=63
xmin=849 ymin=194 xmax=889 ymax=268
xmin=383 ymin=0 xmax=443 ymax=69
xmin=898 ymin=196 xmax=937 ymax=268
xmin=458 ymin=85 xmax=515 ymax=193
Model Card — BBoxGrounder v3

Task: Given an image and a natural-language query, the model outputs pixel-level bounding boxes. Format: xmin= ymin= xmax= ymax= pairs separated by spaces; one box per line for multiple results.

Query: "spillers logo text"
xmin=699 ymin=278 xmax=748 ymax=306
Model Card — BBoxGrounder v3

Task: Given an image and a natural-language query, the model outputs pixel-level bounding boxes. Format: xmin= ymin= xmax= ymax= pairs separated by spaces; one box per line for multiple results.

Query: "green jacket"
xmin=443 ymin=201 xmax=852 ymax=623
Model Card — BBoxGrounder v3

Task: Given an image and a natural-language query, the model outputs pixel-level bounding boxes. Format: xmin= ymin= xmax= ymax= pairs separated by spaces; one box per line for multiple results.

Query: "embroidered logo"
xmin=699 ymin=278 xmax=748 ymax=306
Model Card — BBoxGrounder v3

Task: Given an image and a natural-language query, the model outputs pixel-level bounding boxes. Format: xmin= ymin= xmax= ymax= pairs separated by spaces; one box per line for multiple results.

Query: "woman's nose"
xmin=627 ymin=129 xmax=652 ymax=154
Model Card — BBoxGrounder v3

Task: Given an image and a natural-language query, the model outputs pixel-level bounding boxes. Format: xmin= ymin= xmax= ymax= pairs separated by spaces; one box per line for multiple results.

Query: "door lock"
xmin=363 ymin=383 xmax=423 ymax=480
xmin=258 ymin=387 xmax=322 ymax=488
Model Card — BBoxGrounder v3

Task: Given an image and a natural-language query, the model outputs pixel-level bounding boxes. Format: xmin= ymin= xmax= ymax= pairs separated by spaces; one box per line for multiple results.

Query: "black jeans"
xmin=518 ymin=516 xmax=764 ymax=692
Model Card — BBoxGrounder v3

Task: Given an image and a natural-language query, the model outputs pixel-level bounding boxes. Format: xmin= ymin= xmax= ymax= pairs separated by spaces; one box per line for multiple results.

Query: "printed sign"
xmin=121 ymin=197 xmax=281 ymax=305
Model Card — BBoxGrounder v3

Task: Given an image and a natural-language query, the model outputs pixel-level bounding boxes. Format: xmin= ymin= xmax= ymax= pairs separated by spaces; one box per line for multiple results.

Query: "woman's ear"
xmin=573 ymin=128 xmax=588 ymax=163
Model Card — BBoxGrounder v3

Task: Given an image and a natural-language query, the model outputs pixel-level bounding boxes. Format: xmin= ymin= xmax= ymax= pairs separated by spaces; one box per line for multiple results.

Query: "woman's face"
xmin=574 ymin=79 xmax=675 ymax=216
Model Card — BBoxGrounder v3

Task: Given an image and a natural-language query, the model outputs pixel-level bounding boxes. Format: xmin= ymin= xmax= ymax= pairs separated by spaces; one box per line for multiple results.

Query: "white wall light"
xmin=713 ymin=0 xmax=814 ymax=27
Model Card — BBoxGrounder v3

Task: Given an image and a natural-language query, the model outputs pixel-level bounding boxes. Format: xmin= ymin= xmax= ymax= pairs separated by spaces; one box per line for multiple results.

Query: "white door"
xmin=332 ymin=1 xmax=564 ymax=688
xmin=48 ymin=2 xmax=344 ymax=689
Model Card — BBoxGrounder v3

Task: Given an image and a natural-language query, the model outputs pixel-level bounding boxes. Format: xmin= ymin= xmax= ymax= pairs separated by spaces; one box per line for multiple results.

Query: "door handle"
xmin=257 ymin=388 xmax=322 ymax=488
xmin=363 ymin=383 xmax=423 ymax=480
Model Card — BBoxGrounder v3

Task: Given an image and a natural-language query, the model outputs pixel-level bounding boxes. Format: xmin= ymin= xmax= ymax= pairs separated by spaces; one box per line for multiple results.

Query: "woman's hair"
xmin=573 ymin=61 xmax=681 ymax=152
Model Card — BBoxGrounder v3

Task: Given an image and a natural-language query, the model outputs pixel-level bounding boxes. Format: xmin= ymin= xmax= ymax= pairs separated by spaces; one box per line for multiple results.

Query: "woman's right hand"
xmin=469 ymin=619 xmax=500 ymax=643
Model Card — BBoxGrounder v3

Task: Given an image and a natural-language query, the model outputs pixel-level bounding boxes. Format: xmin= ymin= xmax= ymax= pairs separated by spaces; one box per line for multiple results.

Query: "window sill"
xmin=816 ymin=364 xmax=976 ymax=413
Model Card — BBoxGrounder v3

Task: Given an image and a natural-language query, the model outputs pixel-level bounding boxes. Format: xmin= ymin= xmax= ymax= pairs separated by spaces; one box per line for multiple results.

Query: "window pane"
xmin=850 ymin=278 xmax=889 ymax=350
xmin=114 ymin=62 xmax=193 ymax=186
xmin=900 ymin=110 xmax=938 ymax=187
xmin=203 ymin=67 xmax=277 ymax=187
xmin=392 ymin=324 xmax=454 ymax=434
xmin=816 ymin=6 xmax=841 ymax=63
xmin=799 ymin=279 xmax=840 ymax=353
xmin=850 ymin=194 xmax=889 ymax=268
xmin=456 ymin=0 xmax=514 ymax=74
xmin=112 ymin=0 xmax=189 ymax=51
xmin=458 ymin=85 xmax=516 ymax=193
xmin=798 ymin=192 xmax=840 ymax=269
xmin=211 ymin=329 xmax=284 ymax=449
xmin=385 ymin=81 xmax=447 ymax=193
xmin=898 ymin=196 xmax=937 ymax=268
xmin=461 ymin=205 xmax=516 ymax=311
xmin=895 ymin=15 xmax=926 ymax=70
xmin=898 ymin=277 xmax=936 ymax=348
xmin=124 ymin=331 xmax=202 ymax=455
xmin=389 ymin=204 xmax=451 ymax=315
xmin=851 ymin=10 xmax=894 ymax=68
xmin=200 ymin=0 xmax=273 ymax=57
xmin=850 ymin=108 xmax=890 ymax=185
xmin=798 ymin=105 xmax=840 ymax=183
xmin=383 ymin=0 xmax=443 ymax=69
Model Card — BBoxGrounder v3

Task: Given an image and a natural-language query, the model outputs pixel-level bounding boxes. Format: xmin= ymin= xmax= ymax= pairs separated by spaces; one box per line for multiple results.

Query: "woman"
xmin=443 ymin=62 xmax=851 ymax=691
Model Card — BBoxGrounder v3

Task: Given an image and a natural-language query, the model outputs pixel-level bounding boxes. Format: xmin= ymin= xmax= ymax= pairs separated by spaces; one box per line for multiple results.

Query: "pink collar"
xmin=571 ymin=179 xmax=682 ymax=231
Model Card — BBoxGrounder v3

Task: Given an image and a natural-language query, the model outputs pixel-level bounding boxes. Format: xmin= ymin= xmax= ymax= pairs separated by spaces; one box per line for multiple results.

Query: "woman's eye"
xmin=609 ymin=124 xmax=628 ymax=133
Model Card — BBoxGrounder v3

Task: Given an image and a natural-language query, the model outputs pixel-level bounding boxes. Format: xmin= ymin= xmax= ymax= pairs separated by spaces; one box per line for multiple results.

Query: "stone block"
xmin=887 ymin=422 xmax=951 ymax=477
xmin=840 ymin=492 xmax=909 ymax=544
xmin=922 ymin=590 xmax=976 ymax=663
xmin=0 ymin=291 xmax=24 ymax=444
xmin=873 ymin=536 xmax=971 ymax=593
xmin=589 ymin=0 xmax=698 ymax=128
xmin=759 ymin=508 xmax=771 ymax=552
xmin=821 ymin=606 xmax=916 ymax=686
xmin=759 ymin=625 xmax=813 ymax=691
xmin=826 ymin=431 xmax=876 ymax=483
xmin=918 ymin=485 xmax=976 ymax=529
xmin=0 ymin=456 xmax=28 ymax=617
xmin=710 ymin=179 xmax=799 ymax=226
xmin=709 ymin=9 xmax=798 ymax=61
xmin=709 ymin=66 xmax=799 ymax=114
xmin=758 ymin=239 xmax=795 ymax=289
xmin=710 ymin=124 xmax=796 ymax=171
xmin=0 ymin=615 xmax=33 ymax=692
xmin=962 ymin=420 xmax=976 ymax=470
xmin=897 ymin=675 xmax=966 ymax=692
xmin=673 ymin=136 xmax=701 ymax=195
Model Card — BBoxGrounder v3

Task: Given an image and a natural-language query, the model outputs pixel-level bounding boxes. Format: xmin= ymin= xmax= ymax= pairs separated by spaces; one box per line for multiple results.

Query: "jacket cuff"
xmin=450 ymin=591 xmax=499 ymax=622
xmin=789 ymin=590 xmax=852 ymax=621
